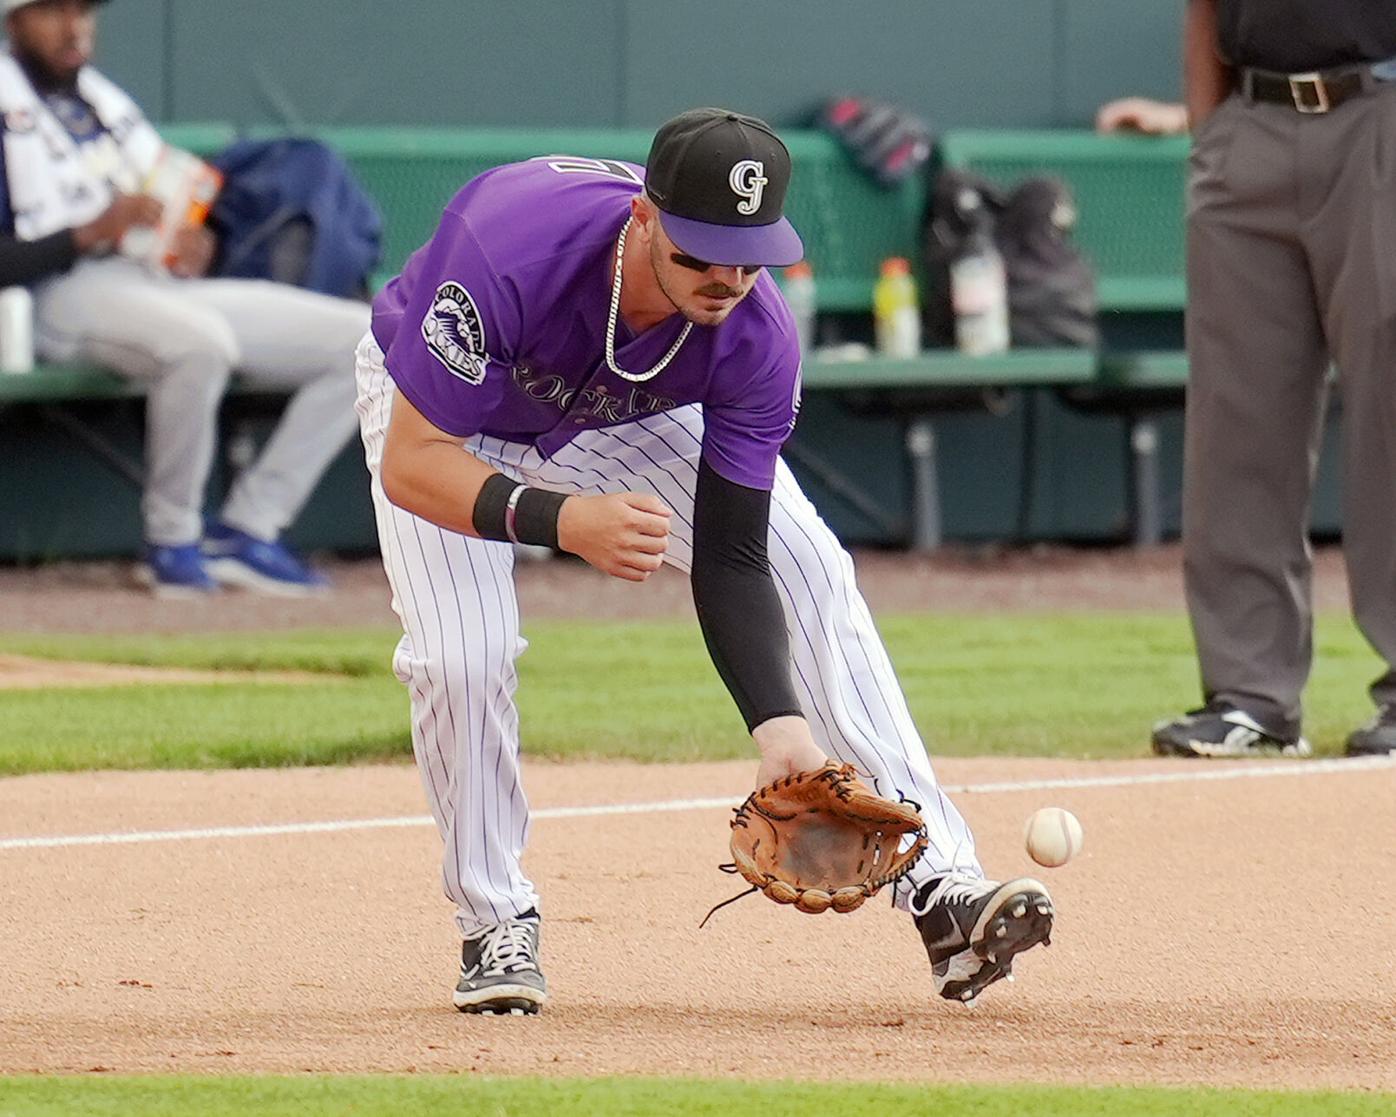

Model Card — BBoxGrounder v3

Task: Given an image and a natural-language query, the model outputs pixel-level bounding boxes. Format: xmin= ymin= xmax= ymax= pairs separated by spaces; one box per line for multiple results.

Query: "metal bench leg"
xmin=906 ymin=417 xmax=942 ymax=553
xmin=1129 ymin=417 xmax=1162 ymax=548
xmin=40 ymin=404 xmax=144 ymax=489
xmin=781 ymin=441 xmax=903 ymax=540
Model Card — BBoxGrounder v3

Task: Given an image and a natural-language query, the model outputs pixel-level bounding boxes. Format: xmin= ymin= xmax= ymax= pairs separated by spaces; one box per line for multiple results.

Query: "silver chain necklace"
xmin=604 ymin=217 xmax=692 ymax=384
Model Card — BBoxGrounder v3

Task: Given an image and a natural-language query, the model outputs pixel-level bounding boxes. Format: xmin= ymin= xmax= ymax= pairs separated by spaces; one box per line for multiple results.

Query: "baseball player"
xmin=355 ymin=108 xmax=1055 ymax=1015
xmin=0 ymin=0 xmax=366 ymax=595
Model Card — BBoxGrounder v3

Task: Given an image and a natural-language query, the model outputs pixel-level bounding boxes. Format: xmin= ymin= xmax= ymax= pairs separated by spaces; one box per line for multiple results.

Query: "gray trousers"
xmin=32 ymin=256 xmax=367 ymax=546
xmin=1185 ymin=85 xmax=1396 ymax=734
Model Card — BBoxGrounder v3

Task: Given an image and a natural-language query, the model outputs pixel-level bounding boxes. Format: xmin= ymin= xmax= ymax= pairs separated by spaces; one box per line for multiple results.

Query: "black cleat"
xmin=453 ymin=911 xmax=547 ymax=1015
xmin=913 ymin=873 xmax=1054 ymax=1004
xmin=1346 ymin=705 xmax=1396 ymax=758
xmin=1152 ymin=702 xmax=1310 ymax=759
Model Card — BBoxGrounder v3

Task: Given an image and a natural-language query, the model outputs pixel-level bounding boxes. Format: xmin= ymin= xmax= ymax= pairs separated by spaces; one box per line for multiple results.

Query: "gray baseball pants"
xmin=32 ymin=256 xmax=367 ymax=546
xmin=1185 ymin=84 xmax=1396 ymax=735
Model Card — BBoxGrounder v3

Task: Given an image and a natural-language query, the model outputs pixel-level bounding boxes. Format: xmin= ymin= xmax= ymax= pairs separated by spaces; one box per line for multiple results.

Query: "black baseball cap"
xmin=644 ymin=108 xmax=804 ymax=268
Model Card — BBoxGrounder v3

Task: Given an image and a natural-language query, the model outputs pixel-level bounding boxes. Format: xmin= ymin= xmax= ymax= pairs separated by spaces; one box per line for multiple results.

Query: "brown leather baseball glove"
xmin=719 ymin=762 xmax=928 ymax=918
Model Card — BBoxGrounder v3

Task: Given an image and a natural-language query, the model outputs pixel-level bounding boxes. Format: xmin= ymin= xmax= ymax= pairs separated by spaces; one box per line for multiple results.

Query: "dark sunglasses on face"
xmin=670 ymin=252 xmax=762 ymax=276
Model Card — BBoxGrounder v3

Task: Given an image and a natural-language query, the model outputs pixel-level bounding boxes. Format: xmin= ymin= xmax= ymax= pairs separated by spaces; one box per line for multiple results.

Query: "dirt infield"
xmin=1 ymin=544 xmax=1391 ymax=1089
xmin=0 ymin=543 xmax=1358 ymax=633
xmin=2 ymin=756 xmax=1394 ymax=1088
xmin=0 ymin=654 xmax=325 ymax=690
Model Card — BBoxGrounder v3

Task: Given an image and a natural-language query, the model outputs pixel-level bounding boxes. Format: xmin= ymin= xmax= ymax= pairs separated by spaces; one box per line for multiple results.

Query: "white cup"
xmin=0 ymin=286 xmax=35 ymax=374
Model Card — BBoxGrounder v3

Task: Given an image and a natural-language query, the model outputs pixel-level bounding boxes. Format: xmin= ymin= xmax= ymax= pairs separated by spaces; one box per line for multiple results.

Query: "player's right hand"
xmin=752 ymin=715 xmax=829 ymax=788
xmin=73 ymin=193 xmax=164 ymax=254
xmin=556 ymin=491 xmax=670 ymax=582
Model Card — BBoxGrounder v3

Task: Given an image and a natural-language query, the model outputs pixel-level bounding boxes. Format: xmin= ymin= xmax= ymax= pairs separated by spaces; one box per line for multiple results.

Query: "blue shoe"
xmin=201 ymin=521 xmax=329 ymax=597
xmin=138 ymin=543 xmax=218 ymax=598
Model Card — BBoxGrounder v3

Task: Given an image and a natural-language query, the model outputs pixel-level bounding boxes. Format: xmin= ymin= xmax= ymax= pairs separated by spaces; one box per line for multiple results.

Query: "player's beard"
xmin=13 ymin=42 xmax=82 ymax=90
xmin=649 ymin=238 xmax=747 ymax=327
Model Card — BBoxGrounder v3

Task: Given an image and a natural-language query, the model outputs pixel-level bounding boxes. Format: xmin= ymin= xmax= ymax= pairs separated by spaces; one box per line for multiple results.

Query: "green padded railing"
xmin=312 ymin=126 xmax=925 ymax=312
xmin=804 ymin=348 xmax=1095 ymax=389
xmin=939 ymin=130 xmax=1188 ymax=312
xmin=0 ymin=363 xmax=293 ymax=403
xmin=0 ymin=363 xmax=132 ymax=402
xmin=158 ymin=122 xmax=237 ymax=156
xmin=1096 ymin=350 xmax=1189 ymax=389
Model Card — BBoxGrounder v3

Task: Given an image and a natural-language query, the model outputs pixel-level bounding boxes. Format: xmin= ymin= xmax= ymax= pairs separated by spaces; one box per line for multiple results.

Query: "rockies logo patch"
xmin=422 ymin=281 xmax=489 ymax=385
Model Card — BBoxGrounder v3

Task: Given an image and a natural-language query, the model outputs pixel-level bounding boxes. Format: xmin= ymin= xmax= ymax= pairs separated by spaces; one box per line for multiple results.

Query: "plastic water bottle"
xmin=782 ymin=261 xmax=817 ymax=356
xmin=0 ymin=286 xmax=34 ymax=374
xmin=873 ymin=257 xmax=921 ymax=358
xmin=949 ymin=189 xmax=1010 ymax=356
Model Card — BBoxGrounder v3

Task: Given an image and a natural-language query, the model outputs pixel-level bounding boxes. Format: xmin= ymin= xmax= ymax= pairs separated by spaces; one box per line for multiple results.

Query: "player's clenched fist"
xmin=557 ymin=491 xmax=670 ymax=581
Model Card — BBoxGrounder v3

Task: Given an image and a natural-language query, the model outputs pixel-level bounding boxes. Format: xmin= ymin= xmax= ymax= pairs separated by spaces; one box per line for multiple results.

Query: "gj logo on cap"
xmin=729 ymin=160 xmax=768 ymax=215
xmin=644 ymin=107 xmax=804 ymax=268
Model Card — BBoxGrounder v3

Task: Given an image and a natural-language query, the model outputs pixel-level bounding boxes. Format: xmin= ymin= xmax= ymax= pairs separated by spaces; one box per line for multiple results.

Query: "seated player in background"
xmin=0 ymin=0 xmax=367 ymax=595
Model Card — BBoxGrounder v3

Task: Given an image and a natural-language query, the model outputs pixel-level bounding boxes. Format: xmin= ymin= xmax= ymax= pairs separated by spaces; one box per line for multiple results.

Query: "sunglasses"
xmin=670 ymin=252 xmax=762 ymax=276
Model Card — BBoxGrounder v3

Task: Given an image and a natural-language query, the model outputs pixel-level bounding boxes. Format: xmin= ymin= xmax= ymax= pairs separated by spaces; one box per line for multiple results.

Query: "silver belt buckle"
xmin=1289 ymin=72 xmax=1331 ymax=113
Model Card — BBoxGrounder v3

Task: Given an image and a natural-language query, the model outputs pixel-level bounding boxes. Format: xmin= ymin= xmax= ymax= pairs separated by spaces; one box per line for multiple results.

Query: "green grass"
xmin=0 ymin=1077 xmax=1390 ymax=1117
xmin=0 ymin=683 xmax=409 ymax=771
xmin=0 ymin=612 xmax=1382 ymax=775
xmin=0 ymin=629 xmax=391 ymax=676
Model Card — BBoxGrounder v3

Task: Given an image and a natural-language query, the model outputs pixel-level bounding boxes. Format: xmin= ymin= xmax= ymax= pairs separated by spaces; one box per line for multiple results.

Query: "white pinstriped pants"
xmin=354 ymin=334 xmax=978 ymax=938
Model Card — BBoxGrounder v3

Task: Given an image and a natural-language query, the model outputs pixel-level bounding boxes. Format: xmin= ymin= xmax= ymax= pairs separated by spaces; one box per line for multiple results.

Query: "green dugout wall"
xmin=101 ymin=1 xmax=1182 ymax=130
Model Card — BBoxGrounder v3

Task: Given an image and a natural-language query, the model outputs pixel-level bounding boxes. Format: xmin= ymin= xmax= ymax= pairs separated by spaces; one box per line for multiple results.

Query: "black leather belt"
xmin=1242 ymin=58 xmax=1396 ymax=114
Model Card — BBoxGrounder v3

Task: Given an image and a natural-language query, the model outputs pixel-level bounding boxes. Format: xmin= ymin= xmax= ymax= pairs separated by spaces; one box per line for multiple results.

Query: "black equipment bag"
xmin=923 ymin=168 xmax=1098 ymax=349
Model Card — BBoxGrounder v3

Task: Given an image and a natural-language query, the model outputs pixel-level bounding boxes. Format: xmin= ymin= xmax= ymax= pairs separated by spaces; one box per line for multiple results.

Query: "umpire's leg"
xmin=1183 ymin=95 xmax=1331 ymax=737
xmin=1301 ymin=84 xmax=1396 ymax=714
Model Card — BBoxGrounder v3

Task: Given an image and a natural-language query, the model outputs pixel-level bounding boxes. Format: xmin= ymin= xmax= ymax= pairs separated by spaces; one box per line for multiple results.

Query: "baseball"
xmin=1023 ymin=807 xmax=1084 ymax=867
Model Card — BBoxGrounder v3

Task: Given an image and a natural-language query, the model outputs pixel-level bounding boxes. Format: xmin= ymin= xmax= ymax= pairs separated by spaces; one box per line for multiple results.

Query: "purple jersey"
xmin=371 ymin=157 xmax=802 ymax=490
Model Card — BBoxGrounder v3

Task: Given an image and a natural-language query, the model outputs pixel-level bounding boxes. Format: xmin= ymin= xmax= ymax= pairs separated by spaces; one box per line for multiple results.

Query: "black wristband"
xmin=471 ymin=472 xmax=567 ymax=549
xmin=472 ymin=472 xmax=523 ymax=541
xmin=512 ymin=487 xmax=568 ymax=549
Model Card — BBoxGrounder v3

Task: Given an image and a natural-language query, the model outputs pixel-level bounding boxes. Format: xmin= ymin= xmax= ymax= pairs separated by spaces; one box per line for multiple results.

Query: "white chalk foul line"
xmin=1 ymin=755 xmax=1392 ymax=852
xmin=943 ymin=753 xmax=1396 ymax=794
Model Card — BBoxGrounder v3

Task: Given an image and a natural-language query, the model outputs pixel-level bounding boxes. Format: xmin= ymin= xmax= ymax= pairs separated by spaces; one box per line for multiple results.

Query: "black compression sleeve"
xmin=0 ymin=229 xmax=79 ymax=288
xmin=690 ymin=458 xmax=803 ymax=732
